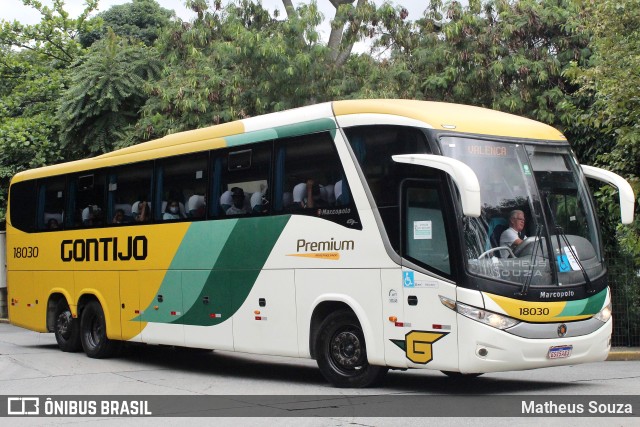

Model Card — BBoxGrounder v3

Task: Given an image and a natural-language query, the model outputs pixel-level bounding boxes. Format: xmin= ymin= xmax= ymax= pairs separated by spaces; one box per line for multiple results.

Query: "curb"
xmin=0 ymin=318 xmax=638 ymax=360
xmin=607 ymin=348 xmax=640 ymax=361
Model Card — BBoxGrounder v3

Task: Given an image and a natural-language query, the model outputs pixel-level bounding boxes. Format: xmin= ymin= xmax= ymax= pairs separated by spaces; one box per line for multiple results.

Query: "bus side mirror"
xmin=392 ymin=154 xmax=481 ymax=217
xmin=581 ymin=165 xmax=636 ymax=225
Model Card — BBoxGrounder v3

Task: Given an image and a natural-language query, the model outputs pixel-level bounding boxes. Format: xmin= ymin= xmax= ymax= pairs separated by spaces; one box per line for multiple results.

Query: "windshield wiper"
xmin=541 ymin=190 xmax=594 ymax=293
xmin=516 ymin=224 xmax=543 ymax=296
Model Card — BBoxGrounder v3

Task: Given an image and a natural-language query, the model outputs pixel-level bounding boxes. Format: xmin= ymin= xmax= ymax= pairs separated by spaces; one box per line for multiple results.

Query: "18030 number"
xmin=13 ymin=246 xmax=39 ymax=258
xmin=519 ymin=307 xmax=550 ymax=316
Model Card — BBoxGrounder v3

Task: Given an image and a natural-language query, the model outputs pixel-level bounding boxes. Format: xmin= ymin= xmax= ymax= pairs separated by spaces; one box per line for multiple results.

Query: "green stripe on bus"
xmin=136 ymin=220 xmax=237 ymax=324
xmin=274 ymin=118 xmax=336 ymax=139
xmin=557 ymin=288 xmax=607 ymax=317
xmin=176 ymin=215 xmax=291 ymax=326
xmin=225 ymin=129 xmax=278 ymax=147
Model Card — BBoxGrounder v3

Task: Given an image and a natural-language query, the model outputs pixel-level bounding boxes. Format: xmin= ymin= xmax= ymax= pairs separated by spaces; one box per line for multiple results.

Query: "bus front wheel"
xmin=316 ymin=310 xmax=388 ymax=388
xmin=53 ymin=300 xmax=82 ymax=352
xmin=80 ymin=301 xmax=119 ymax=358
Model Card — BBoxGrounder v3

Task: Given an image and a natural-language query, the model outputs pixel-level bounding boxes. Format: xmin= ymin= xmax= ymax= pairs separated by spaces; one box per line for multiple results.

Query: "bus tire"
xmin=53 ymin=300 xmax=82 ymax=352
xmin=316 ymin=310 xmax=388 ymax=388
xmin=80 ymin=301 xmax=119 ymax=358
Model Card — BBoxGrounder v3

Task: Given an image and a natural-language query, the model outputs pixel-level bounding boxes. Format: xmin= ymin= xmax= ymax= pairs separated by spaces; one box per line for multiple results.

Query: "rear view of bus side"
xmin=7 ymin=100 xmax=635 ymax=387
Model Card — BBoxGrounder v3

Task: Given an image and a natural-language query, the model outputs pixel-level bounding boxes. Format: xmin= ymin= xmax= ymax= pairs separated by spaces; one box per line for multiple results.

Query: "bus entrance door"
xmin=398 ymin=179 xmax=459 ymax=371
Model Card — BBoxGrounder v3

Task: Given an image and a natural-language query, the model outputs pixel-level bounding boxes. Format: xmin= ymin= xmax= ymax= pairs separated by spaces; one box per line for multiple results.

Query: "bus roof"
xmin=12 ymin=99 xmax=566 ymax=182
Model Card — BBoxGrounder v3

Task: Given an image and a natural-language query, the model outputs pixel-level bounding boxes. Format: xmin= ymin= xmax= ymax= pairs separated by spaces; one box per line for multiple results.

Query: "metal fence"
xmin=607 ymin=251 xmax=640 ymax=347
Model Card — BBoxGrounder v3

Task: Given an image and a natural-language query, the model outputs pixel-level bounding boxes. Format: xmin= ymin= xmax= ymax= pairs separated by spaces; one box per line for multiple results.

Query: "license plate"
xmin=548 ymin=345 xmax=573 ymax=359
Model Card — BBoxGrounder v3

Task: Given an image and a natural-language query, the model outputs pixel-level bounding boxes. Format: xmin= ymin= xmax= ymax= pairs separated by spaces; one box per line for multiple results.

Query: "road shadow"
xmin=112 ymin=342 xmax=587 ymax=394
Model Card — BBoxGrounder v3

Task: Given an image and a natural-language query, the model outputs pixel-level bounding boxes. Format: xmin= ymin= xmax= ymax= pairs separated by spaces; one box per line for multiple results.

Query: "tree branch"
xmin=281 ymin=0 xmax=296 ymax=19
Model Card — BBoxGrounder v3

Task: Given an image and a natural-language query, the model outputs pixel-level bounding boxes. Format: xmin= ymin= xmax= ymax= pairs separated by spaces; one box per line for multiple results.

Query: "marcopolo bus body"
xmin=6 ymin=100 xmax=635 ymax=387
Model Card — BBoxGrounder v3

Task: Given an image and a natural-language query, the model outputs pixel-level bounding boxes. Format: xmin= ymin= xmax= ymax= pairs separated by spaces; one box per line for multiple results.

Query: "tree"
xmin=136 ymin=0 xmax=341 ymax=139
xmin=392 ymin=0 xmax=591 ymax=129
xmin=79 ymin=0 xmax=175 ymax=47
xmin=0 ymin=0 xmax=104 ymax=219
xmin=566 ymin=0 xmax=640 ymax=263
xmin=0 ymin=49 xmax=65 ymax=219
xmin=0 ymin=0 xmax=98 ymax=65
xmin=57 ymin=29 xmax=162 ymax=157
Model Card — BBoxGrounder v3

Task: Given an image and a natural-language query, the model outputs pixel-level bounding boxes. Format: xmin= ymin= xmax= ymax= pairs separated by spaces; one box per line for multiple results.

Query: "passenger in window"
xmin=135 ymin=199 xmax=151 ymax=222
xmin=112 ymin=209 xmax=129 ymax=224
xmin=82 ymin=204 xmax=103 ymax=227
xmin=304 ymin=179 xmax=328 ymax=209
xmin=47 ymin=218 xmax=59 ymax=230
xmin=250 ymin=183 xmax=269 ymax=214
xmin=163 ymin=200 xmax=182 ymax=220
xmin=188 ymin=194 xmax=206 ymax=218
xmin=226 ymin=187 xmax=247 ymax=215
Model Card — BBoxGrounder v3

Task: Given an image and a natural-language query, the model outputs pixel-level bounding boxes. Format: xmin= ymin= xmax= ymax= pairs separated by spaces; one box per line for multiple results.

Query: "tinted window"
xmin=215 ymin=144 xmax=271 ymax=217
xmin=37 ymin=176 xmax=66 ymax=231
xmin=344 ymin=126 xmax=432 ymax=207
xmin=344 ymin=126 xmax=433 ymax=248
xmin=157 ymin=153 xmax=208 ymax=221
xmin=9 ymin=180 xmax=37 ymax=232
xmin=108 ymin=162 xmax=153 ymax=224
xmin=274 ymin=132 xmax=360 ymax=229
xmin=67 ymin=172 xmax=107 ymax=228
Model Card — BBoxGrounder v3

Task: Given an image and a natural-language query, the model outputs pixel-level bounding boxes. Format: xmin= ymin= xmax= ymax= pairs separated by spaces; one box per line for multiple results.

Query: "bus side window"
xmin=217 ymin=144 xmax=271 ymax=217
xmin=156 ymin=152 xmax=208 ymax=221
xmin=36 ymin=177 xmax=66 ymax=231
xmin=66 ymin=173 xmax=106 ymax=228
xmin=10 ymin=180 xmax=37 ymax=232
xmin=273 ymin=132 xmax=361 ymax=229
xmin=108 ymin=162 xmax=153 ymax=225
xmin=276 ymin=133 xmax=343 ymax=211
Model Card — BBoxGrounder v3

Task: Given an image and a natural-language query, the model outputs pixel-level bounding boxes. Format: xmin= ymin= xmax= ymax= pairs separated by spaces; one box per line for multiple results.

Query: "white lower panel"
xmin=457 ymin=315 xmax=611 ymax=373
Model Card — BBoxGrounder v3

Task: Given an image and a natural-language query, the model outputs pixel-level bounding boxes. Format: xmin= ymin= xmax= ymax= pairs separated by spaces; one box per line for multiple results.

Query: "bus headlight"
xmin=440 ymin=297 xmax=519 ymax=330
xmin=594 ymin=302 xmax=612 ymax=323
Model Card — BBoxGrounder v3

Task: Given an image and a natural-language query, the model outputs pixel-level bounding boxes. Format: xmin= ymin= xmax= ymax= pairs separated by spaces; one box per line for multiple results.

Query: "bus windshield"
xmin=439 ymin=136 xmax=604 ymax=289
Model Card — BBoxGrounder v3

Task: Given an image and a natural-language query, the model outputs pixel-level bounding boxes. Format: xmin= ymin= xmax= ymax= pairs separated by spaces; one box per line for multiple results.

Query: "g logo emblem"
xmin=391 ymin=330 xmax=448 ymax=364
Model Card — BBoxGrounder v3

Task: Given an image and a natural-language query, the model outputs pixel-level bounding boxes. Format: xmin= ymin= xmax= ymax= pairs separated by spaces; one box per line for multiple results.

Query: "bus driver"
xmin=500 ymin=210 xmax=527 ymax=256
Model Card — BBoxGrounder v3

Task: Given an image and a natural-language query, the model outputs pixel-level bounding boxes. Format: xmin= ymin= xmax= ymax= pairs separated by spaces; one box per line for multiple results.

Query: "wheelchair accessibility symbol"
xmin=403 ymin=271 xmax=414 ymax=288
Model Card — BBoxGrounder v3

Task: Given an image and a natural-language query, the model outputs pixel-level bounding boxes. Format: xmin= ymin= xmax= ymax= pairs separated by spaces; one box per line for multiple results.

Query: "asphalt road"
xmin=1 ymin=322 xmax=639 ymax=426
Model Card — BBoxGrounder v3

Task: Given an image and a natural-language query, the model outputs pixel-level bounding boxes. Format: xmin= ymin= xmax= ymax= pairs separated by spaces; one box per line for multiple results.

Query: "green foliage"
xmin=137 ymin=0 xmax=337 ymax=138
xmin=399 ymin=0 xmax=591 ymax=129
xmin=565 ymin=0 xmax=640 ymax=264
xmin=79 ymin=0 xmax=174 ymax=47
xmin=57 ymin=29 xmax=162 ymax=157
xmin=0 ymin=0 xmax=99 ymax=65
xmin=0 ymin=50 xmax=65 ymax=219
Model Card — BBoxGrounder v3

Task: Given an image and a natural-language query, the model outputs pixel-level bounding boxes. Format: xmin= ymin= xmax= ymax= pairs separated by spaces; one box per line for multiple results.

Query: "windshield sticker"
xmin=523 ymin=164 xmax=532 ymax=175
xmin=413 ymin=221 xmax=432 ymax=240
xmin=557 ymin=254 xmax=572 ymax=272
xmin=562 ymin=246 xmax=581 ymax=271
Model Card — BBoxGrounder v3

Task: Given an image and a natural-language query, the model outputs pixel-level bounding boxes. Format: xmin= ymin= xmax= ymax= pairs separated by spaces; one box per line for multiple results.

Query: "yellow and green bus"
xmin=7 ymin=100 xmax=635 ymax=387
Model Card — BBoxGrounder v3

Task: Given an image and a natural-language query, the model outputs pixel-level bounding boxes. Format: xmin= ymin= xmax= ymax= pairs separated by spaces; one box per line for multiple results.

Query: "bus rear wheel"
xmin=54 ymin=300 xmax=82 ymax=352
xmin=316 ymin=310 xmax=388 ymax=388
xmin=80 ymin=301 xmax=119 ymax=358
